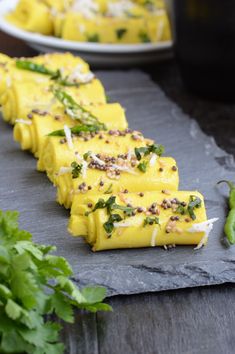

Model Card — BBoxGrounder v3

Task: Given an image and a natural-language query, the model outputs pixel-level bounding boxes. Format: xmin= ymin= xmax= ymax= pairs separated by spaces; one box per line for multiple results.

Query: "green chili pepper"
xmin=218 ymin=180 xmax=235 ymax=244
xmin=217 ymin=180 xmax=235 ymax=209
xmin=224 ymin=209 xmax=235 ymax=244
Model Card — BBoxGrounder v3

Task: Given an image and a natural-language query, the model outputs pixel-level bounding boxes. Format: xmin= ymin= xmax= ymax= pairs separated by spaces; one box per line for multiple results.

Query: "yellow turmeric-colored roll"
xmin=60 ymin=12 xmax=171 ymax=44
xmin=13 ymin=103 xmax=127 ymax=158
xmin=0 ymin=52 xmax=90 ymax=107
xmin=68 ymin=190 xmax=217 ymax=252
xmin=0 ymin=79 xmax=106 ymax=124
xmin=56 ymin=149 xmax=179 ymax=208
xmin=6 ymin=0 xmax=54 ymax=35
xmin=38 ymin=128 xmax=153 ymax=178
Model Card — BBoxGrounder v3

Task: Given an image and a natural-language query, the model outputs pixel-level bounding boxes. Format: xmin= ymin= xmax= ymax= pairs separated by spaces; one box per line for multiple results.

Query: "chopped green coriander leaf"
xmin=103 ymin=214 xmax=123 ymax=236
xmin=144 ymin=216 xmax=160 ymax=227
xmin=187 ymin=195 xmax=202 ymax=220
xmin=138 ymin=161 xmax=148 ymax=173
xmin=87 ymin=33 xmax=100 ymax=42
xmin=85 ymin=196 xmax=136 ymax=236
xmin=116 ymin=28 xmax=127 ymax=39
xmin=71 ymin=162 xmax=83 ymax=179
xmin=176 ymin=205 xmax=186 ymax=215
xmin=135 ymin=144 xmax=165 ymax=161
xmin=139 ymin=31 xmax=151 ymax=43
xmin=83 ymin=151 xmax=92 ymax=161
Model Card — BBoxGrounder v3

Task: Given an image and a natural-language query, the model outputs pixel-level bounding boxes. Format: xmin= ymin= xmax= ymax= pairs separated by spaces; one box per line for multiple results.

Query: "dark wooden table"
xmin=1 ymin=31 xmax=235 ymax=354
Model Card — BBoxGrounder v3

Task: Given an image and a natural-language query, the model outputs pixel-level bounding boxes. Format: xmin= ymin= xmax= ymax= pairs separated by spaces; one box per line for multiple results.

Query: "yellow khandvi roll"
xmin=6 ymin=0 xmax=54 ymax=35
xmin=13 ymin=103 xmax=127 ymax=158
xmin=0 ymin=79 xmax=106 ymax=124
xmin=0 ymin=52 xmax=90 ymax=108
xmin=56 ymin=147 xmax=179 ymax=208
xmin=38 ymin=128 xmax=153 ymax=179
xmin=0 ymin=54 xmax=14 ymax=98
xmin=60 ymin=12 xmax=171 ymax=44
xmin=69 ymin=190 xmax=217 ymax=252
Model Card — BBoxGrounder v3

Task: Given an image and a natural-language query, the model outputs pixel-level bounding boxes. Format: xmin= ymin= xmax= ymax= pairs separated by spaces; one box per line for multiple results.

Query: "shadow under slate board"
xmin=1 ymin=70 xmax=235 ymax=297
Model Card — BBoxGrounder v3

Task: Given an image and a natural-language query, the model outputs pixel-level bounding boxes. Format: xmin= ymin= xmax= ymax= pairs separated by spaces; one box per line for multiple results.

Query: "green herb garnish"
xmin=104 ymin=214 xmax=123 ymax=236
xmin=138 ymin=160 xmax=148 ymax=173
xmin=16 ymin=60 xmax=82 ymax=87
xmin=187 ymin=195 xmax=202 ymax=220
xmin=116 ymin=28 xmax=127 ymax=40
xmin=48 ymin=124 xmax=100 ymax=137
xmin=83 ymin=151 xmax=92 ymax=161
xmin=87 ymin=34 xmax=100 ymax=42
xmin=71 ymin=161 xmax=83 ymax=179
xmin=0 ymin=210 xmax=111 ymax=354
xmin=135 ymin=144 xmax=165 ymax=161
xmin=139 ymin=31 xmax=151 ymax=43
xmin=85 ymin=196 xmax=136 ymax=236
xmin=104 ymin=184 xmax=113 ymax=194
xmin=53 ymin=88 xmax=106 ymax=131
xmin=86 ymin=196 xmax=135 ymax=216
xmin=144 ymin=216 xmax=160 ymax=227
xmin=176 ymin=205 xmax=186 ymax=215
xmin=174 ymin=196 xmax=202 ymax=220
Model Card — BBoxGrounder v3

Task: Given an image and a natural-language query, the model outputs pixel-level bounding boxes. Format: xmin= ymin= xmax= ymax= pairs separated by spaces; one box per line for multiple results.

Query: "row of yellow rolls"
xmin=0 ymin=51 xmax=217 ymax=251
xmin=6 ymin=0 xmax=171 ymax=44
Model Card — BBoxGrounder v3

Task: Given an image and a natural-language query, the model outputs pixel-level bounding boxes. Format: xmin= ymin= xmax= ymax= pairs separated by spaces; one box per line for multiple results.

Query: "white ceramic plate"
xmin=0 ymin=0 xmax=173 ymax=67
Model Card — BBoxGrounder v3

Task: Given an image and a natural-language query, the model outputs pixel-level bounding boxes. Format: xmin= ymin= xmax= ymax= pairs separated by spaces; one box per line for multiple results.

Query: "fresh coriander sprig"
xmin=0 ymin=210 xmax=111 ymax=354
xmin=52 ymin=88 xmax=106 ymax=131
xmin=187 ymin=195 xmax=202 ymax=220
xmin=135 ymin=144 xmax=165 ymax=161
xmin=174 ymin=195 xmax=202 ymax=220
xmin=85 ymin=196 xmax=136 ymax=236
xmin=143 ymin=216 xmax=160 ymax=227
xmin=71 ymin=161 xmax=83 ymax=179
xmin=138 ymin=160 xmax=148 ymax=173
xmin=16 ymin=60 xmax=83 ymax=87
xmin=86 ymin=196 xmax=135 ymax=216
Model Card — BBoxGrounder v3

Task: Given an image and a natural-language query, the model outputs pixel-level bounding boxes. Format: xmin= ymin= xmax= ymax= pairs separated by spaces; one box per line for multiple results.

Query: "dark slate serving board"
xmin=1 ymin=70 xmax=235 ymax=297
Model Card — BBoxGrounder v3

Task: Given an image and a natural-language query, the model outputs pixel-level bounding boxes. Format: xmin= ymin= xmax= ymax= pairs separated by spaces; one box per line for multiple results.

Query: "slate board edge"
xmin=73 ymin=258 xmax=235 ymax=297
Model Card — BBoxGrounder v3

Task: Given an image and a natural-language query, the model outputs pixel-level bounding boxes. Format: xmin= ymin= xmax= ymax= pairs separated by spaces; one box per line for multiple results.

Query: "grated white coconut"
xmin=107 ymin=0 xmax=134 ymax=17
xmin=72 ymin=0 xmax=99 ymax=19
xmin=150 ymin=227 xmax=158 ymax=247
xmin=64 ymin=125 xmax=74 ymax=150
xmin=67 ymin=64 xmax=95 ymax=84
xmin=90 ymin=153 xmax=105 ymax=165
xmin=15 ymin=119 xmax=32 ymax=125
xmin=149 ymin=153 xmax=158 ymax=167
xmin=187 ymin=218 xmax=219 ymax=250
xmin=57 ymin=166 xmax=73 ymax=176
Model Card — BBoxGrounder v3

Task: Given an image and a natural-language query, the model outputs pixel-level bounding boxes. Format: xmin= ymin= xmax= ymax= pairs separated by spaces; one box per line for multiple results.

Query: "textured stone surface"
xmin=1 ymin=70 xmax=235 ymax=296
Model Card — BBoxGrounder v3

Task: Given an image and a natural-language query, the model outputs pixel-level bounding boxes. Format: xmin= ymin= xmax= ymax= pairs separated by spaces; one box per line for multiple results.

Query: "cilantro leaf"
xmin=0 ymin=210 xmax=111 ymax=353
